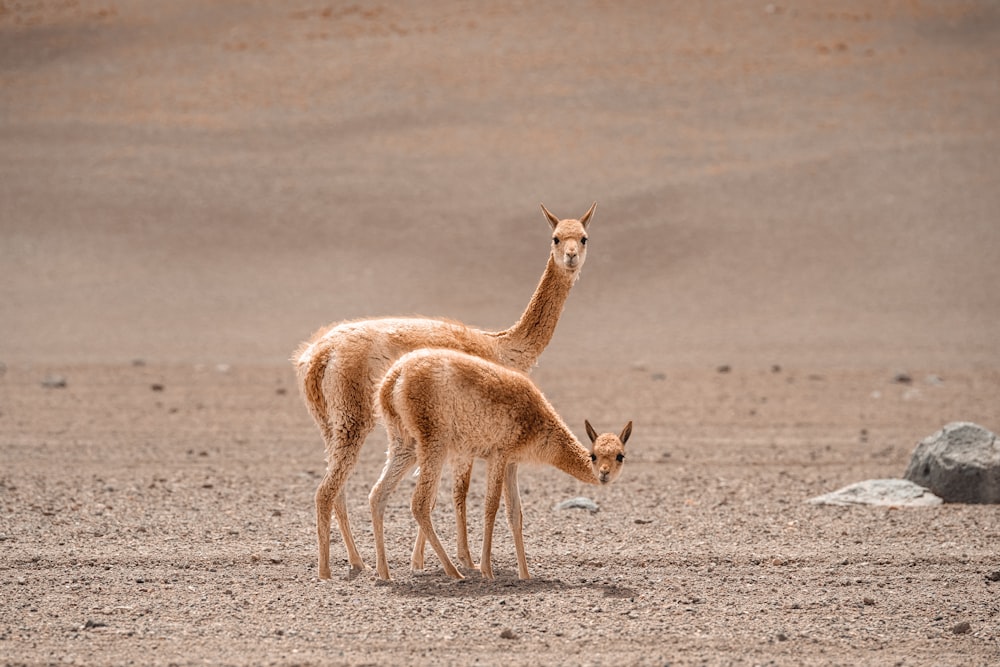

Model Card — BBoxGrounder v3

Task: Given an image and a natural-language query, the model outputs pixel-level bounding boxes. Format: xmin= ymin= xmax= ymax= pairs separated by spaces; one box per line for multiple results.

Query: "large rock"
xmin=904 ymin=422 xmax=1000 ymax=504
xmin=807 ymin=479 xmax=942 ymax=507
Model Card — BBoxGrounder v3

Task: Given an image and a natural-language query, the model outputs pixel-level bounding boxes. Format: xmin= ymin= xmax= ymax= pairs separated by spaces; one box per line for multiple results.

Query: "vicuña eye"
xmin=590 ymin=453 xmax=597 ymax=462
xmin=581 ymin=237 xmax=588 ymax=245
xmin=553 ymin=237 xmax=560 ymax=245
xmin=616 ymin=454 xmax=624 ymax=462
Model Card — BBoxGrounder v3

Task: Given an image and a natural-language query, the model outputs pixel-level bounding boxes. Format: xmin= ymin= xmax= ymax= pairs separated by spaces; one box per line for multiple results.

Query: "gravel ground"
xmin=2 ymin=363 xmax=998 ymax=665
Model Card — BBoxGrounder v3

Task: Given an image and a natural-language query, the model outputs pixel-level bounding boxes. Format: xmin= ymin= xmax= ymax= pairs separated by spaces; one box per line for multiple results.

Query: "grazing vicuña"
xmin=371 ymin=348 xmax=632 ymax=580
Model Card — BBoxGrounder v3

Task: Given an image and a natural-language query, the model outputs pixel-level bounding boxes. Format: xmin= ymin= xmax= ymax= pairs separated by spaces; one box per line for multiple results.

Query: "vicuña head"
xmin=542 ymin=202 xmax=595 ymax=273
xmin=586 ymin=419 xmax=631 ymax=484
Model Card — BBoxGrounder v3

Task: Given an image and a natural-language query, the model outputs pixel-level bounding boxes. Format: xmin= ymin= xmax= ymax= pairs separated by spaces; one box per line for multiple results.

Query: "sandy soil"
xmin=2 ymin=1 xmax=999 ymax=665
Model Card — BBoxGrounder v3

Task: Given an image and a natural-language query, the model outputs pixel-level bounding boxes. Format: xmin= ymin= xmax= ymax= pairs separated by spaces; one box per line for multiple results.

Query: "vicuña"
xmin=371 ymin=348 xmax=631 ymax=581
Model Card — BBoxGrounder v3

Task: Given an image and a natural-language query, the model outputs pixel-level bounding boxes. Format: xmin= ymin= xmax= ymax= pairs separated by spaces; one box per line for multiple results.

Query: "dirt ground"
xmin=2 ymin=1 xmax=999 ymax=665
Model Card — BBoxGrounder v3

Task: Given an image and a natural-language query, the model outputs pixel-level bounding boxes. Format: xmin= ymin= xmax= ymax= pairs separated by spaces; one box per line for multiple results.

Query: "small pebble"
xmin=554 ymin=497 xmax=599 ymax=513
xmin=499 ymin=628 xmax=517 ymax=640
xmin=952 ymin=621 xmax=971 ymax=635
xmin=41 ymin=375 xmax=67 ymax=388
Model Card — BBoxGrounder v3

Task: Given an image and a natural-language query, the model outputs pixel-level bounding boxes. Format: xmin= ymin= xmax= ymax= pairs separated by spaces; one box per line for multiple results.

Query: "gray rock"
xmin=807 ymin=479 xmax=942 ymax=507
xmin=903 ymin=422 xmax=1000 ymax=504
xmin=41 ymin=374 xmax=67 ymax=388
xmin=554 ymin=496 xmax=599 ymax=513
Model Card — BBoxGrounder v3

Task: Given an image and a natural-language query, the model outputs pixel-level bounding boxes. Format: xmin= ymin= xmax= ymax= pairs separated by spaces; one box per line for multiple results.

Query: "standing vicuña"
xmin=294 ymin=203 xmax=596 ymax=579
xmin=370 ymin=348 xmax=632 ymax=581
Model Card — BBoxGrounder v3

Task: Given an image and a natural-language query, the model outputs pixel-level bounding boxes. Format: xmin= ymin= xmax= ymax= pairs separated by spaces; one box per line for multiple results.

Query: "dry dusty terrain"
xmin=2 ymin=1 xmax=999 ymax=665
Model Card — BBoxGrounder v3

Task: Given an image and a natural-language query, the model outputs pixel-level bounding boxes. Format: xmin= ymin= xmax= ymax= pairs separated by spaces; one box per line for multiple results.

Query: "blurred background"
xmin=1 ymin=0 xmax=998 ymax=369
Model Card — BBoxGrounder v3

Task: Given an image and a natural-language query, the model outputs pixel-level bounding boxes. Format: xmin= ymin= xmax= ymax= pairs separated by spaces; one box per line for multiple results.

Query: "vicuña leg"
xmin=502 ymin=462 xmax=530 ymax=580
xmin=479 ymin=457 xmax=507 ymax=580
xmin=370 ymin=437 xmax=418 ymax=581
xmin=451 ymin=455 xmax=477 ymax=569
xmin=315 ymin=418 xmax=372 ymax=580
xmin=410 ymin=455 xmax=476 ymax=571
xmin=410 ymin=448 xmax=464 ymax=580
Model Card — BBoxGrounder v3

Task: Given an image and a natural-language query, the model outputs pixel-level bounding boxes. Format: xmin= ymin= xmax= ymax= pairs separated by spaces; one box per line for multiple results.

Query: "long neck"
xmin=543 ymin=426 xmax=598 ymax=485
xmin=496 ymin=256 xmax=577 ymax=370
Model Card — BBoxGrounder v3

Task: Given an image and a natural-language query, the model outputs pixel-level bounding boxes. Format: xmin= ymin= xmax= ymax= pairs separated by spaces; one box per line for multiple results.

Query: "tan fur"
xmin=370 ymin=349 xmax=631 ymax=581
xmin=293 ymin=204 xmax=596 ymax=579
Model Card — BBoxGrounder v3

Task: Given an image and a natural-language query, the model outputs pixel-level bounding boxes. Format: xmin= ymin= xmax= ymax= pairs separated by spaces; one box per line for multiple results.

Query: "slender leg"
xmin=411 ymin=455 xmax=477 ymax=571
xmin=411 ymin=525 xmax=427 ymax=572
xmin=411 ymin=449 xmax=463 ymax=580
xmin=410 ymin=463 xmax=434 ymax=572
xmin=452 ymin=455 xmax=477 ymax=569
xmin=479 ymin=458 xmax=506 ymax=580
xmin=502 ymin=462 xmax=530 ymax=580
xmin=369 ymin=437 xmax=417 ymax=581
xmin=315 ymin=419 xmax=371 ymax=580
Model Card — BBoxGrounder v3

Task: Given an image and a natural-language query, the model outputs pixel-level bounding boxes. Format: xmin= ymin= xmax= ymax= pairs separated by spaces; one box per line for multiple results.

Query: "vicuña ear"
xmin=619 ymin=420 xmax=632 ymax=445
xmin=579 ymin=201 xmax=597 ymax=229
xmin=540 ymin=203 xmax=561 ymax=230
xmin=584 ymin=419 xmax=598 ymax=444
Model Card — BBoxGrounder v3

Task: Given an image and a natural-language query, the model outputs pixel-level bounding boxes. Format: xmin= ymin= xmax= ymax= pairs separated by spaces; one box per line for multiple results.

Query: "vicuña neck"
xmin=497 ymin=256 xmax=577 ymax=370
xmin=545 ymin=428 xmax=598 ymax=485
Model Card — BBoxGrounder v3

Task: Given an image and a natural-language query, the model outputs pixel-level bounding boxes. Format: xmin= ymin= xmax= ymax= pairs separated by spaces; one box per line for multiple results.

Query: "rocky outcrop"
xmin=904 ymin=422 xmax=1000 ymax=504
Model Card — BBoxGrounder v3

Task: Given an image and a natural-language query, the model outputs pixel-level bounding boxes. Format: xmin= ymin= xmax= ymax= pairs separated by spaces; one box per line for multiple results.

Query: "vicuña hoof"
xmin=346 ymin=563 xmax=369 ymax=581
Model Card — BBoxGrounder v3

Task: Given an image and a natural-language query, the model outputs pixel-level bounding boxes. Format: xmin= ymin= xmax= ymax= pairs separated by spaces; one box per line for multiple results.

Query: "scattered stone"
xmin=150 ymin=383 xmax=164 ymax=392
xmin=771 ymin=364 xmax=782 ymax=373
xmin=499 ymin=628 xmax=517 ymax=640
xmin=775 ymin=632 xmax=788 ymax=641
xmin=903 ymin=422 xmax=1000 ymax=504
xmin=892 ymin=371 xmax=912 ymax=384
xmin=554 ymin=497 xmax=599 ymax=513
xmin=275 ymin=387 xmax=287 ymax=395
xmin=807 ymin=479 xmax=942 ymax=507
xmin=951 ymin=621 xmax=971 ymax=635
xmin=83 ymin=619 xmax=107 ymax=630
xmin=41 ymin=374 xmax=67 ymax=388
xmin=863 ymin=596 xmax=875 ymax=606
xmin=985 ymin=571 xmax=1000 ymax=583
xmin=716 ymin=364 xmax=731 ymax=374
xmin=634 ymin=518 xmax=652 ymax=525
xmin=131 ymin=359 xmax=146 ymax=367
